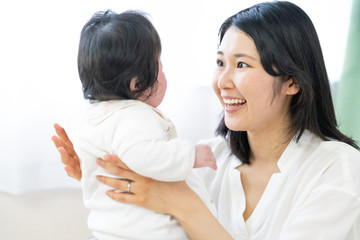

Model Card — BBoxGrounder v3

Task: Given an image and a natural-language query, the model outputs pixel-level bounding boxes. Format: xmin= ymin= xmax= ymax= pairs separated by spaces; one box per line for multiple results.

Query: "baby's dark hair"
xmin=77 ymin=10 xmax=161 ymax=101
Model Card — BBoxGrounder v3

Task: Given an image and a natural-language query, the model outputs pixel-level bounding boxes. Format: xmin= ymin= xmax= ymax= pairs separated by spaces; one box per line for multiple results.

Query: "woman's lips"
xmin=222 ymin=97 xmax=247 ymax=113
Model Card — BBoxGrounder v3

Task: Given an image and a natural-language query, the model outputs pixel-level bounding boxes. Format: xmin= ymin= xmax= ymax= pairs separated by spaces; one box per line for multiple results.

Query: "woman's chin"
xmin=224 ymin=121 xmax=245 ymax=132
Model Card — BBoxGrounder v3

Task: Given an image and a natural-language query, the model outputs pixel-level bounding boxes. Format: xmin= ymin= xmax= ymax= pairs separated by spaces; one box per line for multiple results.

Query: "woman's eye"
xmin=237 ymin=62 xmax=248 ymax=68
xmin=216 ymin=59 xmax=224 ymax=67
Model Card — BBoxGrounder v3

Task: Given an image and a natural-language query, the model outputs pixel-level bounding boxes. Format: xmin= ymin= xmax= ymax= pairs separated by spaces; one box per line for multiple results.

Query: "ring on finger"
xmin=127 ymin=180 xmax=132 ymax=193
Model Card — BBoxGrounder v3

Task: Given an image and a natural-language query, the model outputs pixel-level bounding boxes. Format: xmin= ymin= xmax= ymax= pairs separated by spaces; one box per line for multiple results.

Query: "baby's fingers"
xmin=209 ymin=160 xmax=218 ymax=170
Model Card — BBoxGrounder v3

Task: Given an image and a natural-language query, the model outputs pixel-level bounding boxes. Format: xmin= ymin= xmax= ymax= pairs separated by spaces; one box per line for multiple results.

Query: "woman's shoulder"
xmin=297 ymin=130 xmax=360 ymax=162
xmin=322 ymin=140 xmax=360 ymax=182
xmin=320 ymin=138 xmax=359 ymax=156
xmin=305 ymin=133 xmax=360 ymax=194
xmin=315 ymin=136 xmax=360 ymax=170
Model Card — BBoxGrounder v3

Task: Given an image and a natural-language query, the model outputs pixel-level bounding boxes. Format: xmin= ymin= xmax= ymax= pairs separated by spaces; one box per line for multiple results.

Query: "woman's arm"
xmin=96 ymin=155 xmax=234 ymax=240
xmin=52 ymin=124 xmax=233 ymax=239
xmin=51 ymin=123 xmax=82 ymax=181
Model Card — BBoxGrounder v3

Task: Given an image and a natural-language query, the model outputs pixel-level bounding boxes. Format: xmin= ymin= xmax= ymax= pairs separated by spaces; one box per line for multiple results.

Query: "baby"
xmin=68 ymin=10 xmax=217 ymax=240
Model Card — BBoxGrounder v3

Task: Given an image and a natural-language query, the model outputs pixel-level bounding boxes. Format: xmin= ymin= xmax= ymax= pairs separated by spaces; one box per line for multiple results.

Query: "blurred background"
xmin=0 ymin=0 xmax=358 ymax=194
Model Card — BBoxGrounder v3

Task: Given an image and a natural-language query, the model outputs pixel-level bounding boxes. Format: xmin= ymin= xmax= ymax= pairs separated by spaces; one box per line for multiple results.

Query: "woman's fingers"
xmin=52 ymin=135 xmax=78 ymax=161
xmin=103 ymin=154 xmax=131 ymax=170
xmin=58 ymin=146 xmax=81 ymax=173
xmin=64 ymin=165 xmax=82 ymax=181
xmin=64 ymin=166 xmax=78 ymax=180
xmin=52 ymin=124 xmax=80 ymax=158
xmin=52 ymin=123 xmax=81 ymax=181
xmin=52 ymin=137 xmax=79 ymax=161
xmin=52 ymin=124 xmax=80 ymax=161
xmin=106 ymin=190 xmax=139 ymax=204
xmin=59 ymin=147 xmax=82 ymax=181
xmin=99 ymin=178 xmax=151 ymax=208
xmin=96 ymin=158 xmax=136 ymax=180
xmin=97 ymin=176 xmax=133 ymax=192
xmin=54 ymin=123 xmax=73 ymax=147
xmin=51 ymin=135 xmax=66 ymax=150
xmin=58 ymin=146 xmax=71 ymax=165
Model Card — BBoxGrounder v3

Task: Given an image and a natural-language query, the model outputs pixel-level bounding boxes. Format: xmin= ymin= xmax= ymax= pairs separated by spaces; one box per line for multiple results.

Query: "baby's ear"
xmin=129 ymin=77 xmax=139 ymax=92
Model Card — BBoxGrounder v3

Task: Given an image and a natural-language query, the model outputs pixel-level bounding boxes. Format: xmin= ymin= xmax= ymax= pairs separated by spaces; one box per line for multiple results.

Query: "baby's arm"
xmin=194 ymin=144 xmax=217 ymax=170
xmin=119 ymin=138 xmax=195 ymax=181
xmin=111 ymin=108 xmax=196 ymax=181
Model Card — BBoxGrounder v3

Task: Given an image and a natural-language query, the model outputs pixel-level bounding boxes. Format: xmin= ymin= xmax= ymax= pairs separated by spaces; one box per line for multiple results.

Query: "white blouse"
xmin=196 ymin=130 xmax=360 ymax=240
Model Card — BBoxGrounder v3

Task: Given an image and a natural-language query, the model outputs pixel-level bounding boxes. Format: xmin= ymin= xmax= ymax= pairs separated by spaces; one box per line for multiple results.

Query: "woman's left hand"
xmin=97 ymin=154 xmax=233 ymax=240
xmin=96 ymin=154 xmax=195 ymax=215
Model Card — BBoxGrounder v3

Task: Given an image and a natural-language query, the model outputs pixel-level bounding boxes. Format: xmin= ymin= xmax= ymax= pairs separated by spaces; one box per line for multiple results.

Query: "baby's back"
xmin=69 ymin=100 xmax=190 ymax=240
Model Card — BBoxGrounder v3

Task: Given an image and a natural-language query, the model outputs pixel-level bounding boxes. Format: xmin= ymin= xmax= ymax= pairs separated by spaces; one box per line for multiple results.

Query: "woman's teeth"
xmin=223 ymin=98 xmax=247 ymax=107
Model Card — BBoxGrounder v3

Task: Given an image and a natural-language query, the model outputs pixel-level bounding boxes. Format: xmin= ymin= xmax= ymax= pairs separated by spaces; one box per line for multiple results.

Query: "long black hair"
xmin=216 ymin=1 xmax=359 ymax=164
xmin=77 ymin=10 xmax=161 ymax=101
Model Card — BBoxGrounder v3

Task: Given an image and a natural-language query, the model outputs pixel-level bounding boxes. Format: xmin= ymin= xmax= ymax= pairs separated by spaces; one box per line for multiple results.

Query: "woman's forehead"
xmin=218 ymin=26 xmax=259 ymax=60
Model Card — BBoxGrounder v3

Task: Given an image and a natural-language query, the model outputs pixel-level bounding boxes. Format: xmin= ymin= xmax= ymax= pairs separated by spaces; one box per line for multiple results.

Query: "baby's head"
xmin=78 ymin=10 xmax=166 ymax=107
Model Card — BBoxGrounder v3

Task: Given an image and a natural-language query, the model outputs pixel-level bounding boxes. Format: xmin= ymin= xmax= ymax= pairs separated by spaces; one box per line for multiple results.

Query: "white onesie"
xmin=69 ymin=99 xmax=217 ymax=240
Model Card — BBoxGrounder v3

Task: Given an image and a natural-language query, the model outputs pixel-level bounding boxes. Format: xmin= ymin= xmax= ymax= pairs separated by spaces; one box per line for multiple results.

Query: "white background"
xmin=0 ymin=0 xmax=353 ymax=194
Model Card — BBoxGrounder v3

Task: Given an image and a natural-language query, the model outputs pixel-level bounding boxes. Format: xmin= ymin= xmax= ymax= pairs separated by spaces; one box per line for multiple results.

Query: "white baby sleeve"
xmin=110 ymin=107 xmax=195 ymax=181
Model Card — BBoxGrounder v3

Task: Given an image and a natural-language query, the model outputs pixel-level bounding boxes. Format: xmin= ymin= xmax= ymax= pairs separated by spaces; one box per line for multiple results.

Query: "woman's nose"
xmin=217 ymin=68 xmax=234 ymax=90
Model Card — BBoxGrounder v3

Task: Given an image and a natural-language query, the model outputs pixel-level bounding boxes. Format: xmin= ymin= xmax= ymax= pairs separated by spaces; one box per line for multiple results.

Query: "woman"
xmin=53 ymin=1 xmax=360 ymax=239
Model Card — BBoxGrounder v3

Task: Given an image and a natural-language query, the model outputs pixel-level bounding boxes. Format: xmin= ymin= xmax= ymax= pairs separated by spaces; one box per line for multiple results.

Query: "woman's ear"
xmin=285 ymin=78 xmax=300 ymax=96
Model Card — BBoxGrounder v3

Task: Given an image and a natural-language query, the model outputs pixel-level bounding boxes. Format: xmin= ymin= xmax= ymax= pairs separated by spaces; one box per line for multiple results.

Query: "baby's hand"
xmin=193 ymin=144 xmax=217 ymax=170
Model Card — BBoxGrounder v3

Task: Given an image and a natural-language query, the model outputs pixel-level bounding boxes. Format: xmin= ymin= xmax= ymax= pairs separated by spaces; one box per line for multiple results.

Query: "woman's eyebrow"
xmin=233 ymin=53 xmax=256 ymax=60
xmin=216 ymin=50 xmax=256 ymax=60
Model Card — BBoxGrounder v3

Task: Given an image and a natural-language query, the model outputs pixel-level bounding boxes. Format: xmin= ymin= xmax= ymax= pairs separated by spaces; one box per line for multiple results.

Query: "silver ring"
xmin=127 ymin=181 xmax=131 ymax=193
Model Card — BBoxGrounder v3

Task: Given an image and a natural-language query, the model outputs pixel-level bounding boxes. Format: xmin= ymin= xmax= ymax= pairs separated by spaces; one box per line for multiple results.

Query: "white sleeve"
xmin=110 ymin=107 xmax=195 ymax=181
xmin=279 ymin=156 xmax=360 ymax=240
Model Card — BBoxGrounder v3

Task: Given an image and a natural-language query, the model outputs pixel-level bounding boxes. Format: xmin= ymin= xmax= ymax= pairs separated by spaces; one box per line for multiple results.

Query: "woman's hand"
xmin=51 ymin=123 xmax=82 ymax=181
xmin=51 ymin=124 xmax=232 ymax=239
xmin=96 ymin=154 xmax=196 ymax=216
xmin=96 ymin=154 xmax=233 ymax=240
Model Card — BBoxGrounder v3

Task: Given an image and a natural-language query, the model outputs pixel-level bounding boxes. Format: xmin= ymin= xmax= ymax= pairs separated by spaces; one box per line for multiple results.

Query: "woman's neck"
xmin=247 ymin=122 xmax=294 ymax=168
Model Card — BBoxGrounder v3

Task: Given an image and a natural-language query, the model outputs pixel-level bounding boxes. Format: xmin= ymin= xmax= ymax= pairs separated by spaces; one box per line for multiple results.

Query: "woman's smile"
xmin=222 ymin=96 xmax=247 ymax=113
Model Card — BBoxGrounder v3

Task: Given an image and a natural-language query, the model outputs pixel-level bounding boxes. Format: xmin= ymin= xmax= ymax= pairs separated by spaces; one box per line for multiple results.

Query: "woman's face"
xmin=212 ymin=26 xmax=298 ymax=133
